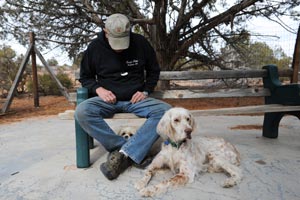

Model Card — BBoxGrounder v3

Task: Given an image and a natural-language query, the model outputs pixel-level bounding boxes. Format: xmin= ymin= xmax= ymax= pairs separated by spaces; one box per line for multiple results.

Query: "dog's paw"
xmin=222 ymin=178 xmax=237 ymax=188
xmin=139 ymin=187 xmax=156 ymax=197
xmin=199 ymin=164 xmax=208 ymax=172
xmin=135 ymin=180 xmax=147 ymax=191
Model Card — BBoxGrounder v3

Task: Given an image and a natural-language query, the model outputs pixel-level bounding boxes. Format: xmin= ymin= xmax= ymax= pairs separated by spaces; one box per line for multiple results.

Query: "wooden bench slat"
xmin=159 ymin=69 xmax=293 ymax=80
xmin=101 ymin=104 xmax=300 ymax=119
xmin=107 ymin=113 xmax=142 ymax=119
xmin=68 ymin=88 xmax=270 ymax=103
xmin=191 ymin=104 xmax=300 ymax=116
xmin=151 ymin=88 xmax=270 ymax=99
xmin=75 ymin=69 xmax=293 ymax=81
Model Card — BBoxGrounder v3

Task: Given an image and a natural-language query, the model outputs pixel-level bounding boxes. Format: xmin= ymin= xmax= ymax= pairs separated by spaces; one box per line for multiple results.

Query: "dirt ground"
xmin=0 ymin=96 xmax=75 ymax=124
xmin=0 ymin=95 xmax=263 ymax=124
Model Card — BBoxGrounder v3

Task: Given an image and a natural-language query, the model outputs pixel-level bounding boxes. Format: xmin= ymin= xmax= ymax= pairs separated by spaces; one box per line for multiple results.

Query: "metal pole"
xmin=29 ymin=32 xmax=39 ymax=107
xmin=291 ymin=25 xmax=300 ymax=83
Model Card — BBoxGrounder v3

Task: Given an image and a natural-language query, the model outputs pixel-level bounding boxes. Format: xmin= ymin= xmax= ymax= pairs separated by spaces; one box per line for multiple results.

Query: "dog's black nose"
xmin=185 ymin=128 xmax=192 ymax=139
xmin=125 ymin=136 xmax=129 ymax=139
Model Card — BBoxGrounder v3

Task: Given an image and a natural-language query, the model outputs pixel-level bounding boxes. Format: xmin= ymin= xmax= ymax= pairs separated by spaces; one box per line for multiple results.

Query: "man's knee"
xmin=151 ymin=102 xmax=172 ymax=118
xmin=157 ymin=101 xmax=172 ymax=113
xmin=74 ymin=102 xmax=87 ymax=122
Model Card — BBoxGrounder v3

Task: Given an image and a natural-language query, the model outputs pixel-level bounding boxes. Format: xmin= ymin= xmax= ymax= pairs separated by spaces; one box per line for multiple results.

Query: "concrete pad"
xmin=0 ymin=114 xmax=300 ymax=200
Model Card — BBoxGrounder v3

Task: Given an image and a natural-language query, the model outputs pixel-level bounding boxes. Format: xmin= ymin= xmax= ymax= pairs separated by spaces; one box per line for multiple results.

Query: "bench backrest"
xmin=152 ymin=67 xmax=293 ymax=99
xmin=72 ymin=65 xmax=295 ymax=102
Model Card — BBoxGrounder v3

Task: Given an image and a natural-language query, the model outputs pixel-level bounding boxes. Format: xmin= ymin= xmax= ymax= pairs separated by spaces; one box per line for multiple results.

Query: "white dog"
xmin=135 ymin=107 xmax=242 ymax=197
xmin=117 ymin=126 xmax=137 ymax=140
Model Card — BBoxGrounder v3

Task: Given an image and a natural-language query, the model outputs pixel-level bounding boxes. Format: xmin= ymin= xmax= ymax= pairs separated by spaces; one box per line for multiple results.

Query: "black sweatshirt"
xmin=79 ymin=31 xmax=160 ymax=101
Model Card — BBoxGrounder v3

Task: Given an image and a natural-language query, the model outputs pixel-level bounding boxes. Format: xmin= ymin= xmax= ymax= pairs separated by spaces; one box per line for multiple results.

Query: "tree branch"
xmin=170 ymin=0 xmax=261 ymax=67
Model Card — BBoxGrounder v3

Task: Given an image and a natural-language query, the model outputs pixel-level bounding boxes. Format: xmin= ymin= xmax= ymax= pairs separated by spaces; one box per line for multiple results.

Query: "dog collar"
xmin=164 ymin=139 xmax=185 ymax=149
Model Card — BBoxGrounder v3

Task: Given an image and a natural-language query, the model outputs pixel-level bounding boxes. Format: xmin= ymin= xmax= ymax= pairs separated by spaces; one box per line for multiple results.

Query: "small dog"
xmin=135 ymin=107 xmax=242 ymax=197
xmin=117 ymin=126 xmax=137 ymax=140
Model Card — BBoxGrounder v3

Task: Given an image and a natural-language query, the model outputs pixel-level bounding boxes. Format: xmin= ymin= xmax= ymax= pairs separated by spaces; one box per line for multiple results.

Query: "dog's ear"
xmin=156 ymin=110 xmax=172 ymax=140
xmin=189 ymin=113 xmax=196 ymax=131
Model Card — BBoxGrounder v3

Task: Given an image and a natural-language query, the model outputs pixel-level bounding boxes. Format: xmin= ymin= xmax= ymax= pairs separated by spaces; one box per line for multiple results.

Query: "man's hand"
xmin=130 ymin=91 xmax=148 ymax=104
xmin=96 ymin=87 xmax=116 ymax=104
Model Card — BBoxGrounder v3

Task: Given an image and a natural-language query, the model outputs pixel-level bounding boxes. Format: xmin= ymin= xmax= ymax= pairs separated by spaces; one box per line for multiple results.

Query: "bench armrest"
xmin=263 ymin=65 xmax=300 ymax=105
xmin=262 ymin=64 xmax=282 ymax=91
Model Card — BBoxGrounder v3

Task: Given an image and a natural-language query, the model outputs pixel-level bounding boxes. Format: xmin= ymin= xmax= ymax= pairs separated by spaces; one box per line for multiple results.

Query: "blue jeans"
xmin=74 ymin=97 xmax=171 ymax=164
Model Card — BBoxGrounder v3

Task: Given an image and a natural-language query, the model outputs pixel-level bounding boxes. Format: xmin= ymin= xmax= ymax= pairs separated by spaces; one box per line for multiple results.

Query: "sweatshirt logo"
xmin=126 ymin=60 xmax=138 ymax=67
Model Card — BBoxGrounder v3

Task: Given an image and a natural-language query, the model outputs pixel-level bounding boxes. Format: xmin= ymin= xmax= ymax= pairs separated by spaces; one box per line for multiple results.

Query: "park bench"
xmin=74 ymin=64 xmax=300 ymax=168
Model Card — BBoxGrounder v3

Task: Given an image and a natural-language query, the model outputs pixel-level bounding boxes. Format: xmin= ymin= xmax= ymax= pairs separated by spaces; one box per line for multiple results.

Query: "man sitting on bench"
xmin=75 ymin=13 xmax=171 ymax=180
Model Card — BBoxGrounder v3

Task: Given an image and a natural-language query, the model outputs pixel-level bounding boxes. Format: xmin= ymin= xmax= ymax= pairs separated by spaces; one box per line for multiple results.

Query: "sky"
xmin=2 ymin=39 xmax=73 ymax=66
xmin=247 ymin=16 xmax=299 ymax=58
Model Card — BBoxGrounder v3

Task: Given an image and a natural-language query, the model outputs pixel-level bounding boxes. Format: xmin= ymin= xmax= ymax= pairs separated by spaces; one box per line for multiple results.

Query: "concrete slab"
xmin=0 ymin=114 xmax=300 ymax=200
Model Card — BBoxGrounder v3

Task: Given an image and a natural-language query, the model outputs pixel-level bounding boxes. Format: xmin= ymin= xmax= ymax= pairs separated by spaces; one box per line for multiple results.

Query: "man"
xmin=75 ymin=13 xmax=171 ymax=180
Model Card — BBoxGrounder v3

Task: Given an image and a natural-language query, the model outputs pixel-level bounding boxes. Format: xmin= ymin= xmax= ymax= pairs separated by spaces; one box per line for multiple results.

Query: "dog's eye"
xmin=174 ymin=118 xmax=180 ymax=123
xmin=129 ymin=133 xmax=133 ymax=136
xmin=121 ymin=132 xmax=126 ymax=136
xmin=186 ymin=117 xmax=190 ymax=121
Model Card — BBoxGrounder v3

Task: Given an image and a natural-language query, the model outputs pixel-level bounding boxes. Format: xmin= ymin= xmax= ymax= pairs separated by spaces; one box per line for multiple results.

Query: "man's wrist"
xmin=142 ymin=91 xmax=149 ymax=97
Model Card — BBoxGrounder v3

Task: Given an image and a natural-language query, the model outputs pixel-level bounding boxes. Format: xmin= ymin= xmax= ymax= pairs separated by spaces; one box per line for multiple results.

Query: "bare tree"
xmin=0 ymin=0 xmax=299 ymax=70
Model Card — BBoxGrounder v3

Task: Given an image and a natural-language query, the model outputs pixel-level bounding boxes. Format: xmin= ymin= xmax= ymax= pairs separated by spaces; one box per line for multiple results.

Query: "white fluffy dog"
xmin=135 ymin=107 xmax=242 ymax=197
xmin=117 ymin=126 xmax=137 ymax=140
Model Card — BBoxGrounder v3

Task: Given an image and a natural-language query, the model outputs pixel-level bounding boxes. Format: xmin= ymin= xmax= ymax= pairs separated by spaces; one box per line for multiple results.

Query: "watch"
xmin=142 ymin=91 xmax=149 ymax=97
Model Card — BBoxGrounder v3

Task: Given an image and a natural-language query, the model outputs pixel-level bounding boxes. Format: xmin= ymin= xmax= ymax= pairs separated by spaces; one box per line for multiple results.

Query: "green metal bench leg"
xmin=75 ymin=87 xmax=90 ymax=168
xmin=263 ymin=112 xmax=284 ymax=138
xmin=263 ymin=111 xmax=300 ymax=138
xmin=75 ymin=119 xmax=90 ymax=168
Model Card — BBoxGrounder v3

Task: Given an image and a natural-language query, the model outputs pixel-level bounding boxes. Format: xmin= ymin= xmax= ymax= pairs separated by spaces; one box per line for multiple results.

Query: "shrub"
xmin=27 ymin=72 xmax=73 ymax=95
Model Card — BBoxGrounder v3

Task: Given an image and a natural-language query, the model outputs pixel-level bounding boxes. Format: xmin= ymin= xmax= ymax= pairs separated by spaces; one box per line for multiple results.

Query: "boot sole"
xmin=100 ymin=163 xmax=117 ymax=180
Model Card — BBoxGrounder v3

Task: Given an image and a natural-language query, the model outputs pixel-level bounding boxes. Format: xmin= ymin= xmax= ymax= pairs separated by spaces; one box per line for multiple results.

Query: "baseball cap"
xmin=105 ymin=13 xmax=130 ymax=50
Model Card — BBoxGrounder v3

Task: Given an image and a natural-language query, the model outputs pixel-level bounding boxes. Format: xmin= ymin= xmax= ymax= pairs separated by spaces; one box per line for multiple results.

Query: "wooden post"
xmin=291 ymin=25 xmax=300 ymax=83
xmin=34 ymin=47 xmax=70 ymax=100
xmin=1 ymin=44 xmax=32 ymax=113
xmin=29 ymin=32 xmax=39 ymax=107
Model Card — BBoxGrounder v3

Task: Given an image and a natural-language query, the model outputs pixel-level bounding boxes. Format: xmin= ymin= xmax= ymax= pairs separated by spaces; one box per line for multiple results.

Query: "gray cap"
xmin=105 ymin=13 xmax=130 ymax=50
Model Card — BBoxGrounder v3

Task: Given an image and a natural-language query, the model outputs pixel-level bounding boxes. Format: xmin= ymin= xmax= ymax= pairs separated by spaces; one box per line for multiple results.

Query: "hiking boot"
xmin=100 ymin=150 xmax=132 ymax=180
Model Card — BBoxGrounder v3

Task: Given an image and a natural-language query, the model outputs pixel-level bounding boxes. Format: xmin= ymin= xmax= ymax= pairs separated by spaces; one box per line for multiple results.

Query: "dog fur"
xmin=117 ymin=126 xmax=137 ymax=140
xmin=135 ymin=107 xmax=242 ymax=197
